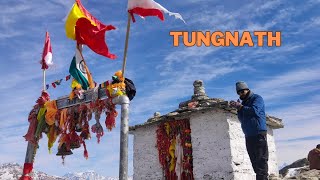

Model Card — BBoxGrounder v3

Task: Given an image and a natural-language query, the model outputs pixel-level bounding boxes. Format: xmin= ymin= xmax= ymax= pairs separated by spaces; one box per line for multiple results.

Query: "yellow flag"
xmin=65 ymin=3 xmax=96 ymax=40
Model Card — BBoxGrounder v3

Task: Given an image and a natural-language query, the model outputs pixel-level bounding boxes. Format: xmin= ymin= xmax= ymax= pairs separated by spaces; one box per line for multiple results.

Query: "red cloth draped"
xmin=19 ymin=163 xmax=33 ymax=180
xmin=75 ymin=18 xmax=116 ymax=59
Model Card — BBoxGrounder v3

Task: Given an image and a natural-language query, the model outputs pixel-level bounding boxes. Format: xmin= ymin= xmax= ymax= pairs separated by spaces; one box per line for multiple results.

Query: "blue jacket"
xmin=237 ymin=92 xmax=267 ymax=137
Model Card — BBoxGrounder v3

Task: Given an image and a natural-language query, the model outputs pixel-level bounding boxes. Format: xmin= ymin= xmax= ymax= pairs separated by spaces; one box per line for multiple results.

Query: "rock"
xmin=153 ymin=112 xmax=161 ymax=117
xmin=191 ymin=80 xmax=209 ymax=100
xmin=280 ymin=158 xmax=310 ymax=177
xmin=167 ymin=112 xmax=179 ymax=116
xmin=285 ymin=169 xmax=320 ymax=180
xmin=269 ymin=173 xmax=282 ymax=180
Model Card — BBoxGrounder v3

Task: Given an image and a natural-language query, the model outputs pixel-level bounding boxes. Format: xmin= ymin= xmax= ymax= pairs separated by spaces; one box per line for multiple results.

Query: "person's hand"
xmin=229 ymin=100 xmax=242 ymax=110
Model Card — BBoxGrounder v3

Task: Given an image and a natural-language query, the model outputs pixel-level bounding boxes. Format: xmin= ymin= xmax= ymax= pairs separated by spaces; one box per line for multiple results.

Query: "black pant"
xmin=245 ymin=134 xmax=269 ymax=180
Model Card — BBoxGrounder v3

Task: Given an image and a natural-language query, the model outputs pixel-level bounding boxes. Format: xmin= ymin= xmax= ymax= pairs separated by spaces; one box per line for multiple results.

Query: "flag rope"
xmin=44 ymin=75 xmax=71 ymax=90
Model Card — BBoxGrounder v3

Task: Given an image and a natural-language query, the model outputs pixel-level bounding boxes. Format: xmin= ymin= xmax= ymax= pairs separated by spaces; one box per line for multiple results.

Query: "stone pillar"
xmin=192 ymin=80 xmax=209 ymax=100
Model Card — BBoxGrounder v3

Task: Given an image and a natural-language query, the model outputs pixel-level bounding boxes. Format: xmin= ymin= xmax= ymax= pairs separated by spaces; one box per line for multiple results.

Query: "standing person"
xmin=308 ymin=144 xmax=320 ymax=170
xmin=229 ymin=81 xmax=269 ymax=180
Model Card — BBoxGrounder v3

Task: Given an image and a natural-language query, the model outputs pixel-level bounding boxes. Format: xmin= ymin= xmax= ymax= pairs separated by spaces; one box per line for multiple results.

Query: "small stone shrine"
xmin=129 ymin=80 xmax=284 ymax=180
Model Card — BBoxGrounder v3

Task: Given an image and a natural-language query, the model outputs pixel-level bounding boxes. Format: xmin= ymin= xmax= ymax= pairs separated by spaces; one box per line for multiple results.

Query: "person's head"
xmin=316 ymin=144 xmax=320 ymax=149
xmin=236 ymin=81 xmax=250 ymax=99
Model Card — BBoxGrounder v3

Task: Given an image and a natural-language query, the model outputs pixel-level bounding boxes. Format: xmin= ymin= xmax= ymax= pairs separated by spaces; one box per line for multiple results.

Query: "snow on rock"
xmin=0 ymin=163 xmax=132 ymax=180
xmin=0 ymin=163 xmax=63 ymax=180
xmin=63 ymin=170 xmax=133 ymax=180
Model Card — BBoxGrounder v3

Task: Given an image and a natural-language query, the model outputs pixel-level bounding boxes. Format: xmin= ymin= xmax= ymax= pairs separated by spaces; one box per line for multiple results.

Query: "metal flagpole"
xmin=121 ymin=13 xmax=132 ymax=80
xmin=21 ymin=31 xmax=47 ymax=179
xmin=43 ymin=70 xmax=46 ymax=91
xmin=117 ymin=12 xmax=132 ymax=180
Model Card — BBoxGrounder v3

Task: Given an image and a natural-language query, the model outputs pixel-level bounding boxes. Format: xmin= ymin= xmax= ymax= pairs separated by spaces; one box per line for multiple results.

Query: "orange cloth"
xmin=84 ymin=64 xmax=95 ymax=89
xmin=44 ymin=100 xmax=57 ymax=126
xmin=69 ymin=91 xmax=75 ymax=100
xmin=60 ymin=109 xmax=68 ymax=130
xmin=114 ymin=70 xmax=124 ymax=81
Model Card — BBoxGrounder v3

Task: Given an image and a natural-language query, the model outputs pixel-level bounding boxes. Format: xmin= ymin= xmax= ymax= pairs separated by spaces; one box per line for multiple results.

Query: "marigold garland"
xmin=156 ymin=119 xmax=194 ymax=180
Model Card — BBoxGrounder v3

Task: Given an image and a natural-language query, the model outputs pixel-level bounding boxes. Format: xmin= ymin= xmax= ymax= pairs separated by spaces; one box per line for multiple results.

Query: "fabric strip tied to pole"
xmin=45 ymin=100 xmax=58 ymax=125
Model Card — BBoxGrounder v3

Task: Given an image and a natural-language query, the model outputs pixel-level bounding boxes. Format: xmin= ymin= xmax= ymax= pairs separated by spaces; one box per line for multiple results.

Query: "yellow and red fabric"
xmin=65 ymin=0 xmax=116 ymax=59
xmin=65 ymin=0 xmax=104 ymax=40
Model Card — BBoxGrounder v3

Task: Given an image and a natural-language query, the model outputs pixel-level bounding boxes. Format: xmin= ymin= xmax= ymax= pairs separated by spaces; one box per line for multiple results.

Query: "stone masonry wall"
xmin=131 ymin=108 xmax=279 ymax=180
xmin=226 ymin=112 xmax=279 ymax=180
xmin=266 ymin=126 xmax=279 ymax=175
xmin=131 ymin=123 xmax=163 ymax=180
xmin=227 ymin=112 xmax=256 ymax=180
xmin=190 ymin=109 xmax=234 ymax=179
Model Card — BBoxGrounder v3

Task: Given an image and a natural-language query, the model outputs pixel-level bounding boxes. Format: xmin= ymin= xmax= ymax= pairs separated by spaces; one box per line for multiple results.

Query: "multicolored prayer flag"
xmin=54 ymin=79 xmax=63 ymax=85
xmin=66 ymin=75 xmax=71 ymax=81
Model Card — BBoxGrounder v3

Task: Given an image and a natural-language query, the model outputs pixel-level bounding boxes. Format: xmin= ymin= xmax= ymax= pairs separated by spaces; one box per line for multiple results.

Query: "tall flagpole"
xmin=21 ymin=31 xmax=48 ymax=179
xmin=43 ymin=30 xmax=48 ymax=92
xmin=118 ymin=13 xmax=132 ymax=180
xmin=121 ymin=13 xmax=132 ymax=80
xmin=43 ymin=70 xmax=46 ymax=91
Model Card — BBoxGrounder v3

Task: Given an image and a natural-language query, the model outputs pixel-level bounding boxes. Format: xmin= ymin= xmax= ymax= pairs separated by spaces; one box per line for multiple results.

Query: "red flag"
xmin=75 ymin=18 xmax=116 ymax=59
xmin=41 ymin=32 xmax=53 ymax=70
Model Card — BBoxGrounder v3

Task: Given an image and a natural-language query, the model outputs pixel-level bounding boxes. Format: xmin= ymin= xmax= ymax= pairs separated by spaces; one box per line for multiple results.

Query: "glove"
xmin=229 ymin=100 xmax=242 ymax=110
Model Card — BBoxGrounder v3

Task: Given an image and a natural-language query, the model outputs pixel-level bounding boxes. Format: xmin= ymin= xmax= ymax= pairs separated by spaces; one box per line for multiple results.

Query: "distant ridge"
xmin=0 ymin=163 xmax=132 ymax=180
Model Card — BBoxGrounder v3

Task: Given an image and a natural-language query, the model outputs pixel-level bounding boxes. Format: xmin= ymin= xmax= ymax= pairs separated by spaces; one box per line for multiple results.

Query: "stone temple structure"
xmin=129 ymin=80 xmax=284 ymax=180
